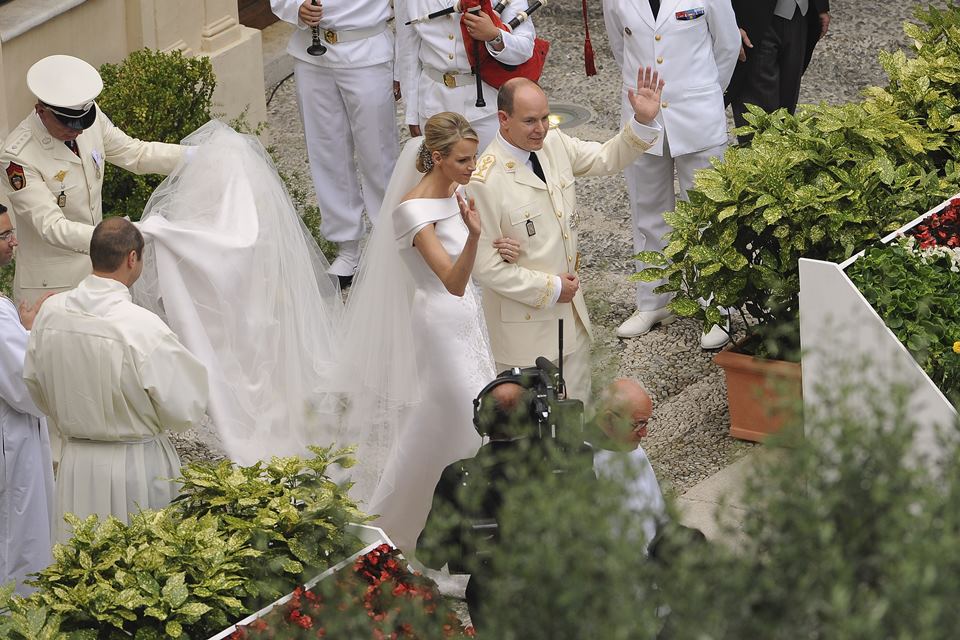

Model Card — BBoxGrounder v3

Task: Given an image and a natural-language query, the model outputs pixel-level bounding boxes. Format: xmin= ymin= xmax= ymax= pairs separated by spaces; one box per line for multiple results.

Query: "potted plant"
xmin=636 ymin=95 xmax=955 ymax=440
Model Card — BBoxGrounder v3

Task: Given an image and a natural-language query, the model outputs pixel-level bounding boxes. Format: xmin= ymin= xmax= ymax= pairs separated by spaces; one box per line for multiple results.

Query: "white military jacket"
xmin=395 ymin=0 xmax=535 ymax=126
xmin=270 ymin=0 xmax=395 ymax=68
xmin=603 ymin=0 xmax=740 ymax=156
xmin=0 ymin=109 xmax=183 ymax=304
xmin=470 ymin=122 xmax=659 ymax=365
xmin=24 ymin=275 xmax=208 ymax=540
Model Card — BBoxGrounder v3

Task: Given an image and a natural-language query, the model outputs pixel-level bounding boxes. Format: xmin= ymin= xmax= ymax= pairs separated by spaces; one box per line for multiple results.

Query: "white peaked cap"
xmin=27 ymin=54 xmax=104 ymax=109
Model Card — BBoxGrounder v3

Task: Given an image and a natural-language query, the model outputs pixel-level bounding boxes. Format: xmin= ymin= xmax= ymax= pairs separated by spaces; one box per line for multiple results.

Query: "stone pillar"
xmin=200 ymin=0 xmax=268 ymax=133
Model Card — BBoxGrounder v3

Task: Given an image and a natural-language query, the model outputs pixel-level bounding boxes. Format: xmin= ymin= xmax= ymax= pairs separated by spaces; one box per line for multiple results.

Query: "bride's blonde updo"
xmin=416 ymin=112 xmax=479 ymax=173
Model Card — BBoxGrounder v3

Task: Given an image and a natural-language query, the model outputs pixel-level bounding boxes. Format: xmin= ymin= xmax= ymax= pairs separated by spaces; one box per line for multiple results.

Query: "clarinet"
xmin=467 ymin=6 xmax=487 ymax=107
xmin=507 ymin=0 xmax=547 ymax=29
xmin=306 ymin=0 xmax=327 ymax=56
xmin=405 ymin=1 xmax=461 ymax=25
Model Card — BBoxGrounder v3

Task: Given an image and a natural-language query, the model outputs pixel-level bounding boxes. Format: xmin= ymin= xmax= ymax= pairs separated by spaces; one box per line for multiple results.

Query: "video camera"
xmin=472 ymin=320 xmax=585 ymax=448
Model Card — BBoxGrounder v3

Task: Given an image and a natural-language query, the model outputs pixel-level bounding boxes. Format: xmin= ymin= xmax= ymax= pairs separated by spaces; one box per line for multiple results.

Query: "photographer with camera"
xmin=417 ymin=350 xmax=672 ymax=628
xmin=416 ymin=361 xmax=595 ymax=628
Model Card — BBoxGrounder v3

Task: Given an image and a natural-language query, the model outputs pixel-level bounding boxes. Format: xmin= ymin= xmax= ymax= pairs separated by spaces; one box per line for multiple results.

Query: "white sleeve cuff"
xmin=628 ymin=117 xmax=662 ymax=145
xmin=549 ymin=275 xmax=562 ymax=306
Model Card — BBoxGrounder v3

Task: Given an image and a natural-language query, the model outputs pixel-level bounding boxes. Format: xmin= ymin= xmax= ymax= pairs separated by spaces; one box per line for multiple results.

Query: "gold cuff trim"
xmin=534 ymin=273 xmax=555 ymax=309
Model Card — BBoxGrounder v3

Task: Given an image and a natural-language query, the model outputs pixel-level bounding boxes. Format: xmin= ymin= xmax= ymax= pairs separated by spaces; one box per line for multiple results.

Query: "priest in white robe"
xmin=0 ymin=204 xmax=55 ymax=594
xmin=24 ymin=218 xmax=208 ymax=542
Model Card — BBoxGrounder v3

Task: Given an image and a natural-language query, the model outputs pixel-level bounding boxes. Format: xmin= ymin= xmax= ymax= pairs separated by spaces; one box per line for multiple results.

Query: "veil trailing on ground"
xmin=333 ymin=136 xmax=425 ymax=503
xmin=133 ymin=120 xmax=343 ymax=465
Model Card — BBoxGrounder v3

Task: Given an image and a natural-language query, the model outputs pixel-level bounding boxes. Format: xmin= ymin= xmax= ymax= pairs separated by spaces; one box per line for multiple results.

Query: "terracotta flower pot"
xmin=714 ymin=340 xmax=802 ymax=442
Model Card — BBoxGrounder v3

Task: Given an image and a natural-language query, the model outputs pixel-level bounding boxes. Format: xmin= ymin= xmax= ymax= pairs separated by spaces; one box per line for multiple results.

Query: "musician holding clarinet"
xmin=395 ymin=0 xmax=538 ymax=151
xmin=270 ymin=0 xmax=400 ymax=287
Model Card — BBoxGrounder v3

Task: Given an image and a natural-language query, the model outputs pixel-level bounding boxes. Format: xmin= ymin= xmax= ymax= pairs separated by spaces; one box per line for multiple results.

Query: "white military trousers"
xmin=625 ymin=131 xmax=726 ymax=311
xmin=294 ymin=60 xmax=399 ymax=243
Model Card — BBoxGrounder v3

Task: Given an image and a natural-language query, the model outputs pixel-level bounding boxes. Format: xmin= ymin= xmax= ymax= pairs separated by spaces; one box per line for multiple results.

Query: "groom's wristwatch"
xmin=490 ymin=32 xmax=504 ymax=46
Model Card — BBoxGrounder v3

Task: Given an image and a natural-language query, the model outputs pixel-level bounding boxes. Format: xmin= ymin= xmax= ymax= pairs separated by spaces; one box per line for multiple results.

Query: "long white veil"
xmin=333 ymin=137 xmax=425 ymax=503
xmin=133 ymin=120 xmax=343 ymax=465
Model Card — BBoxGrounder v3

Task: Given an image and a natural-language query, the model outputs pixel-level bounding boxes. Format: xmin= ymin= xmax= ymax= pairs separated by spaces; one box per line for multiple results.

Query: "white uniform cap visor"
xmin=27 ymin=55 xmax=103 ymax=130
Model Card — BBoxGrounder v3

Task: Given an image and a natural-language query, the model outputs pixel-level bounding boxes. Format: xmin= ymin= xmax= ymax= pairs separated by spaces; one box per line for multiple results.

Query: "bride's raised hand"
xmin=456 ymin=192 xmax=481 ymax=238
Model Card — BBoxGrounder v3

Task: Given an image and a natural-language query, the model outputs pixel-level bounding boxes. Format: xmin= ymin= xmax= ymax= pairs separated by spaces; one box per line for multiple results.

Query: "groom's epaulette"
xmin=471 ymin=154 xmax=497 ymax=183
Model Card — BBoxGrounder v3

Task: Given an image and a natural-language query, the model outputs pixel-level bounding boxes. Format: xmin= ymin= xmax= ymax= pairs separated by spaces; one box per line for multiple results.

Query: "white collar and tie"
xmin=774 ymin=0 xmax=809 ymax=19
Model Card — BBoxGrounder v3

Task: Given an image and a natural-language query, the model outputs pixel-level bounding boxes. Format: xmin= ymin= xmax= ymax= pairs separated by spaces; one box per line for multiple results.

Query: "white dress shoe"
xmin=616 ymin=308 xmax=676 ymax=338
xmin=328 ymin=240 xmax=361 ymax=287
xmin=700 ymin=322 xmax=731 ymax=350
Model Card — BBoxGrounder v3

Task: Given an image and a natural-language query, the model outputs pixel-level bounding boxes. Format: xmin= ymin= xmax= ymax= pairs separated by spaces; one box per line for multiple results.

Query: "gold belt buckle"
xmin=323 ymin=29 xmax=338 ymax=44
xmin=442 ymin=72 xmax=457 ymax=88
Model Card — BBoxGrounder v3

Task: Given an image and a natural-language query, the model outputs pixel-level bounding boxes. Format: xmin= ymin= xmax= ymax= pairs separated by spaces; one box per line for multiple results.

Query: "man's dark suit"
xmin=726 ymin=0 xmax=831 ymax=134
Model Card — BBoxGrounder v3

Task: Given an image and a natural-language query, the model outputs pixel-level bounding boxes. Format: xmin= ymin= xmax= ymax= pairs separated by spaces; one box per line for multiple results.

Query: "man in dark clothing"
xmin=726 ymin=0 xmax=832 ymax=140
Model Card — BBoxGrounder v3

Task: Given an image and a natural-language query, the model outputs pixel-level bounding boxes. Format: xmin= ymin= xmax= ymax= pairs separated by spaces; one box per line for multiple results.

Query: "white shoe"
xmin=700 ymin=322 xmax=731 ymax=350
xmin=328 ymin=240 xmax=361 ymax=285
xmin=616 ymin=308 xmax=676 ymax=338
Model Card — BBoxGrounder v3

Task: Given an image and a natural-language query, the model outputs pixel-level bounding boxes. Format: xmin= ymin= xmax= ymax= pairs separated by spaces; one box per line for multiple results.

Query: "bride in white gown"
xmin=338 ymin=113 xmax=502 ymax=551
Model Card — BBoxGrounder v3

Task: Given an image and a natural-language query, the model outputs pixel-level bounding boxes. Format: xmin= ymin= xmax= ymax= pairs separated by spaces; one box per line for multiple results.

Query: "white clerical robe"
xmin=0 ymin=296 xmax=54 ymax=594
xmin=23 ymin=275 xmax=208 ymax=542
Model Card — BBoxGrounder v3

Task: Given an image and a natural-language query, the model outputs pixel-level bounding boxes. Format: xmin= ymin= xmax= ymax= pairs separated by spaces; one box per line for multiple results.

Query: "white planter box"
xmin=207 ymin=524 xmax=397 ymax=640
xmin=799 ymin=193 xmax=960 ymax=459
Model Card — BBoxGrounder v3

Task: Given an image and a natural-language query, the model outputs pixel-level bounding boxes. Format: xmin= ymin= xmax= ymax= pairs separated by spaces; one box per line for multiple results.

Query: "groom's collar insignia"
xmin=471 ymin=154 xmax=496 ymax=183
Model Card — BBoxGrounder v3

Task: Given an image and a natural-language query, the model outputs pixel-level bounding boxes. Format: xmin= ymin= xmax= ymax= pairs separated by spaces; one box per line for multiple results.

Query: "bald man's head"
xmin=596 ymin=379 xmax=653 ymax=448
xmin=497 ymin=78 xmax=550 ymax=152
xmin=476 ymin=381 xmax=532 ymax=440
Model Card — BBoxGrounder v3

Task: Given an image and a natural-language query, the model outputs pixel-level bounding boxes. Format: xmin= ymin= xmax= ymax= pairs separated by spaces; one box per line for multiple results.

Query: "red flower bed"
xmin=910 ymin=198 xmax=960 ymax=249
xmin=230 ymin=544 xmax=475 ymax=639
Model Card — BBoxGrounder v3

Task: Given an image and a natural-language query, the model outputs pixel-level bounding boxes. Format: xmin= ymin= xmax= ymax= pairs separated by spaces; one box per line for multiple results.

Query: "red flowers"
xmin=230 ymin=544 xmax=473 ymax=639
xmin=911 ymin=198 xmax=960 ymax=249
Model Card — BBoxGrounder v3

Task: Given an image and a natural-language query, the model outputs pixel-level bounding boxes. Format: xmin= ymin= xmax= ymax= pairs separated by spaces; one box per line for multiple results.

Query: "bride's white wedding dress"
xmin=336 ymin=138 xmax=495 ymax=551
xmin=367 ymin=195 xmax=493 ymax=550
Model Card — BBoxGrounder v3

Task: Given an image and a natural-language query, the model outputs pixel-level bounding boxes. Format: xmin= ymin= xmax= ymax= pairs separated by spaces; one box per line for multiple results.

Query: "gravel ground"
xmin=174 ymin=1 xmax=948 ymax=495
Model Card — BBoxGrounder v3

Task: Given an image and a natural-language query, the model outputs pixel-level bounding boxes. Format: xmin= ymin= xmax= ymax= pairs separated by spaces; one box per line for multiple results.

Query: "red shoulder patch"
xmin=5 ymin=162 xmax=25 ymax=191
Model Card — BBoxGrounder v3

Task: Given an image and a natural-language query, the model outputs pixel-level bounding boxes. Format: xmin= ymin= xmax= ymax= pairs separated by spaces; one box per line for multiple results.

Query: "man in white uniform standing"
xmin=0 ymin=205 xmax=55 ymax=595
xmin=271 ymin=0 xmax=400 ymax=286
xmin=604 ymin=0 xmax=740 ymax=348
xmin=470 ymin=72 xmax=663 ymax=403
xmin=24 ymin=218 xmax=208 ymax=542
xmin=0 ymin=55 xmax=186 ymax=306
xmin=396 ymin=0 xmax=536 ymax=151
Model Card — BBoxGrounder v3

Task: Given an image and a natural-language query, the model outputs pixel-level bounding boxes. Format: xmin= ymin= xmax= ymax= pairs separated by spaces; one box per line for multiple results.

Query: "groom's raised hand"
xmin=628 ymin=66 xmax=665 ymax=126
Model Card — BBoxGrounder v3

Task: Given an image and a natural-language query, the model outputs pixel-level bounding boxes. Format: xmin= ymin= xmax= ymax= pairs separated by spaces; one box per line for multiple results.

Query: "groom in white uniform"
xmin=0 ymin=205 xmax=55 ymax=595
xmin=470 ymin=71 xmax=664 ymax=404
xmin=271 ymin=0 xmax=400 ymax=286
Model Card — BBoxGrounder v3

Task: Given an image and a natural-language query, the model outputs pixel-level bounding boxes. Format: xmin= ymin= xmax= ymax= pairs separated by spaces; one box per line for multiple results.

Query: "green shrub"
xmin=0 ymin=447 xmax=363 ymax=639
xmin=97 ymin=49 xmax=216 ymax=221
xmin=170 ymin=446 xmax=365 ymax=602
xmin=636 ymin=2 xmax=960 ymax=359
xmin=638 ymin=99 xmax=956 ymax=359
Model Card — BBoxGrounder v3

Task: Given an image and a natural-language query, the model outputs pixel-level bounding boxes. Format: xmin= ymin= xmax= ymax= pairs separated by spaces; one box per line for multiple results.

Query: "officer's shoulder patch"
xmin=4 ymin=128 xmax=32 ymax=157
xmin=6 ymin=162 xmax=25 ymax=191
xmin=471 ymin=154 xmax=497 ymax=183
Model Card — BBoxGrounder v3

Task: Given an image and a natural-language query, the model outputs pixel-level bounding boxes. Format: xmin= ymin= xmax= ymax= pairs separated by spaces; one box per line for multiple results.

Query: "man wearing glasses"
xmin=0 ymin=55 xmax=186 ymax=306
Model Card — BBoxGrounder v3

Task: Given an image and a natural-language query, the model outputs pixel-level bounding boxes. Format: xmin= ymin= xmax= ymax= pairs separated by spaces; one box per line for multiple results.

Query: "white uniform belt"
xmin=68 ymin=433 xmax=162 ymax=445
xmin=318 ymin=23 xmax=387 ymax=45
xmin=423 ymin=65 xmax=476 ymax=88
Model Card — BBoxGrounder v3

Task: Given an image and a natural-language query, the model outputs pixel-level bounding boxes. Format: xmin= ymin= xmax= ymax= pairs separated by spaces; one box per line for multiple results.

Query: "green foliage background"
xmin=97 ymin=49 xmax=216 ymax=222
xmin=638 ymin=2 xmax=960 ymax=359
xmin=848 ymin=238 xmax=960 ymax=405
